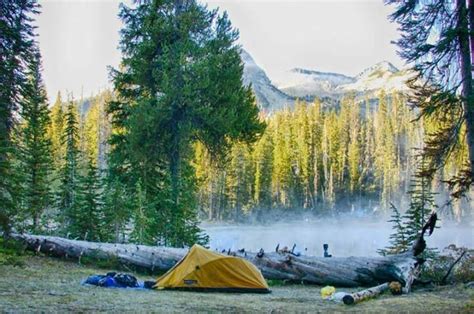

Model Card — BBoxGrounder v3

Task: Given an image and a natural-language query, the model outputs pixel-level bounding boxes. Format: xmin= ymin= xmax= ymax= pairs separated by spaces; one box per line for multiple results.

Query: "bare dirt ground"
xmin=0 ymin=255 xmax=473 ymax=313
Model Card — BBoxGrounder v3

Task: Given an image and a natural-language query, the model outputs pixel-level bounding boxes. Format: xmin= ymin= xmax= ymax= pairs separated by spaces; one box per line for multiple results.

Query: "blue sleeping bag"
xmin=84 ymin=272 xmax=140 ymax=288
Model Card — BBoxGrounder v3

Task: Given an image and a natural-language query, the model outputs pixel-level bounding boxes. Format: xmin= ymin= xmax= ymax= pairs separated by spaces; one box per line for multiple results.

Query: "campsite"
xmin=0 ymin=250 xmax=472 ymax=312
xmin=1 ymin=0 xmax=474 ymax=312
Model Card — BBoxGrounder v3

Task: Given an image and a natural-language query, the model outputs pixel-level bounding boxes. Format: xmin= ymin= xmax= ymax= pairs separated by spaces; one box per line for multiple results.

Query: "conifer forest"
xmin=1 ymin=0 xmax=473 ymax=251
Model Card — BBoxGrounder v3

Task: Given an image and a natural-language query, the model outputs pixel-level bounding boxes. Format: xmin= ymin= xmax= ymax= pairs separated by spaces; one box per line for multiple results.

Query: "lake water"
xmin=201 ymin=218 xmax=474 ymax=257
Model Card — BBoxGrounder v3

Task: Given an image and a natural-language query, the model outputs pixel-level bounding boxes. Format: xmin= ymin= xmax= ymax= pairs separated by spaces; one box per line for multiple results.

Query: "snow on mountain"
xmin=338 ymin=62 xmax=411 ymax=95
xmin=277 ymin=68 xmax=355 ymax=98
xmin=275 ymin=60 xmax=411 ymax=99
xmin=240 ymin=49 xmax=411 ymax=111
xmin=355 ymin=61 xmax=399 ymax=80
xmin=240 ymin=49 xmax=294 ymax=111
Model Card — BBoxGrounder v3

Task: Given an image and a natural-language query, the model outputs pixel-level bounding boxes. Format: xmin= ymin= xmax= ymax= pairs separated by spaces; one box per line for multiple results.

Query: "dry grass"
xmin=0 ymin=255 xmax=473 ymax=313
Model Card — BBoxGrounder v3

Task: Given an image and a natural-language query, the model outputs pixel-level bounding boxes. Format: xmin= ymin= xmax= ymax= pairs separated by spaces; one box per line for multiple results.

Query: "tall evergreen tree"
xmin=226 ymin=142 xmax=254 ymax=220
xmin=294 ymin=101 xmax=312 ymax=208
xmin=83 ymin=99 xmax=100 ymax=165
xmin=309 ymin=100 xmax=323 ymax=205
xmin=378 ymin=203 xmax=409 ymax=256
xmin=57 ymin=99 xmax=81 ymax=235
xmin=102 ymin=177 xmax=132 ymax=243
xmin=271 ymin=111 xmax=293 ymax=207
xmin=347 ymin=97 xmax=362 ymax=194
xmin=129 ymin=179 xmax=155 ymax=245
xmin=380 ymin=159 xmax=438 ymax=256
xmin=361 ymin=99 xmax=376 ymax=192
xmin=253 ymin=129 xmax=273 ymax=214
xmin=108 ymin=0 xmax=264 ymax=246
xmin=374 ymin=91 xmax=399 ymax=210
xmin=17 ymin=51 xmax=53 ymax=232
xmin=403 ymin=158 xmax=438 ymax=247
xmin=0 ymin=0 xmax=40 ymax=234
xmin=387 ymin=0 xmax=474 ymax=196
xmin=48 ymin=92 xmax=65 ymax=167
xmin=75 ymin=158 xmax=104 ymax=241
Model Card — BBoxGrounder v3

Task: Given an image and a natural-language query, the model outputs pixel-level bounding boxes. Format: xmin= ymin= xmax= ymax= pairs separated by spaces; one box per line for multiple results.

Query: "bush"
xmin=0 ymin=237 xmax=29 ymax=267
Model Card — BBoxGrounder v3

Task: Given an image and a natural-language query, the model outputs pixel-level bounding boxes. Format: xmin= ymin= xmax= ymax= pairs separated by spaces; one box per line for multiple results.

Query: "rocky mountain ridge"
xmin=240 ymin=49 xmax=411 ymax=111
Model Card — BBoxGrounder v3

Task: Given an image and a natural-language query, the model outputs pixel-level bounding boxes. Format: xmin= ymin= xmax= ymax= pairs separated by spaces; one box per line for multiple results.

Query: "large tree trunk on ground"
xmin=12 ymin=234 xmax=421 ymax=287
xmin=248 ymin=251 xmax=418 ymax=287
xmin=12 ymin=234 xmax=187 ymax=273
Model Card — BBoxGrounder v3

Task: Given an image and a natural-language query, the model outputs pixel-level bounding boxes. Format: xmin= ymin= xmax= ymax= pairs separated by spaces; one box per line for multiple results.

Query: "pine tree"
xmin=253 ymin=128 xmax=273 ymax=215
xmin=294 ymin=101 xmax=312 ymax=208
xmin=129 ymin=179 xmax=155 ymax=245
xmin=74 ymin=158 xmax=104 ymax=241
xmin=48 ymin=92 xmax=65 ymax=168
xmin=403 ymin=159 xmax=438 ymax=247
xmin=336 ymin=96 xmax=352 ymax=188
xmin=192 ymin=142 xmax=213 ymax=219
xmin=271 ymin=111 xmax=292 ymax=207
xmin=309 ymin=100 xmax=323 ymax=206
xmin=57 ymin=99 xmax=81 ymax=235
xmin=387 ymin=0 xmax=474 ymax=196
xmin=322 ymin=112 xmax=338 ymax=208
xmin=380 ymin=159 xmax=438 ymax=256
xmin=96 ymin=90 xmax=113 ymax=171
xmin=378 ymin=203 xmax=409 ymax=256
xmin=226 ymin=142 xmax=254 ymax=220
xmin=102 ymin=178 xmax=132 ymax=243
xmin=109 ymin=0 xmax=264 ymax=246
xmin=347 ymin=98 xmax=361 ymax=194
xmin=17 ymin=51 xmax=53 ymax=232
xmin=83 ymin=99 xmax=100 ymax=165
xmin=361 ymin=99 xmax=376 ymax=192
xmin=374 ymin=91 xmax=399 ymax=210
xmin=0 ymin=0 xmax=40 ymax=234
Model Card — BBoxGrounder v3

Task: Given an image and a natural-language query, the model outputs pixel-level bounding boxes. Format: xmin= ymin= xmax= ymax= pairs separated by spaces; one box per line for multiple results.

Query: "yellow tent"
xmin=154 ymin=244 xmax=270 ymax=293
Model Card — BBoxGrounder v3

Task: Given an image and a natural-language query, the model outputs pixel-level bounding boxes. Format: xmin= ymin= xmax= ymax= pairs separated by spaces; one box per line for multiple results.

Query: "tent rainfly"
xmin=154 ymin=244 xmax=270 ymax=293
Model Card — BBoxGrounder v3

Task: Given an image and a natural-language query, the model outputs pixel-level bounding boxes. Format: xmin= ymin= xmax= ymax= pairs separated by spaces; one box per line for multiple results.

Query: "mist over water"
xmin=202 ymin=217 xmax=474 ymax=257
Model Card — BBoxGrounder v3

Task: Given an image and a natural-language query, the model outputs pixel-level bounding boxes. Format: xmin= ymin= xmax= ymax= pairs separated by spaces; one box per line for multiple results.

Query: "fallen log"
xmin=11 ymin=233 xmax=422 ymax=287
xmin=11 ymin=233 xmax=187 ymax=272
xmin=341 ymin=282 xmax=389 ymax=305
xmin=251 ymin=250 xmax=422 ymax=287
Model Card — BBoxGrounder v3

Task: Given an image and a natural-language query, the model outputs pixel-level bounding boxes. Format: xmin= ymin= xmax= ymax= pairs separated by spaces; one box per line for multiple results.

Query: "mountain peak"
xmin=240 ymin=49 xmax=257 ymax=67
xmin=356 ymin=61 xmax=399 ymax=79
xmin=276 ymin=67 xmax=355 ymax=98
xmin=376 ymin=60 xmax=399 ymax=71
xmin=240 ymin=49 xmax=294 ymax=111
xmin=239 ymin=48 xmax=406 ymax=110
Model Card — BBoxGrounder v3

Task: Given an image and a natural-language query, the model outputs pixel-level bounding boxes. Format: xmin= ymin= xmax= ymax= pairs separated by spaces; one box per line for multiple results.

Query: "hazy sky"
xmin=37 ymin=0 xmax=402 ymax=102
